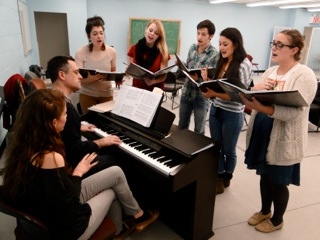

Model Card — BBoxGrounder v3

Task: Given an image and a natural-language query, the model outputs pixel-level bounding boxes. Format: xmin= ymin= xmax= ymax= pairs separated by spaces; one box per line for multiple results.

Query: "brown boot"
xmin=216 ymin=177 xmax=224 ymax=194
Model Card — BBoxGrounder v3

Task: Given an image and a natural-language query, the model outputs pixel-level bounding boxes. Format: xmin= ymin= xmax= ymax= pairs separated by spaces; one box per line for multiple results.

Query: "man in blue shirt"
xmin=178 ymin=19 xmax=218 ymax=135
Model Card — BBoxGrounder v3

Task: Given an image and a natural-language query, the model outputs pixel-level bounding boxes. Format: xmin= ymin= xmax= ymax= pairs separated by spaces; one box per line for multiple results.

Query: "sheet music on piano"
xmin=112 ymin=85 xmax=163 ymax=127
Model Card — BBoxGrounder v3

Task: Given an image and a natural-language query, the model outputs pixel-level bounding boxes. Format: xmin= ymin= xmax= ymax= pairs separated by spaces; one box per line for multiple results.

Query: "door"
xmin=34 ymin=12 xmax=70 ymax=68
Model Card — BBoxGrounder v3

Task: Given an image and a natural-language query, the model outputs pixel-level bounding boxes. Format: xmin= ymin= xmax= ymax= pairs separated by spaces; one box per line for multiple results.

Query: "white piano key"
xmin=81 ymin=121 xmax=179 ymax=175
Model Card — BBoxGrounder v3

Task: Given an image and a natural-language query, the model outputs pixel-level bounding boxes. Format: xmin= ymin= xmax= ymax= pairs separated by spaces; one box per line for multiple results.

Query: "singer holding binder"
xmin=75 ymin=16 xmax=119 ymax=114
xmin=201 ymin=28 xmax=252 ymax=194
xmin=241 ymin=30 xmax=317 ymax=233
xmin=178 ymin=19 xmax=218 ymax=135
xmin=127 ymin=19 xmax=170 ymax=91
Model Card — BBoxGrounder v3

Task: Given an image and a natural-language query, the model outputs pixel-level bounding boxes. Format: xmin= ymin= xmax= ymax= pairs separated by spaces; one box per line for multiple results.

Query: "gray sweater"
xmin=246 ymin=64 xmax=317 ymax=166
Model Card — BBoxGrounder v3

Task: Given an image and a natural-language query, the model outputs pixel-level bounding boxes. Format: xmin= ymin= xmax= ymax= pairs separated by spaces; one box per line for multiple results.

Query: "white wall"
xmin=0 ymin=0 xmax=317 ymax=87
xmin=85 ymin=0 xmax=313 ymax=71
xmin=0 ymin=0 xmax=32 ymax=85
xmin=26 ymin=0 xmax=88 ymax=66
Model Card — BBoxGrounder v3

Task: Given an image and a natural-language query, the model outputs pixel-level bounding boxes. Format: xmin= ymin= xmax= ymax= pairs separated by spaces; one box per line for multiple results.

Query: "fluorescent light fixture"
xmin=308 ymin=8 xmax=320 ymax=12
xmin=210 ymin=0 xmax=237 ymax=4
xmin=247 ymin=0 xmax=310 ymax=7
xmin=280 ymin=3 xmax=320 ymax=9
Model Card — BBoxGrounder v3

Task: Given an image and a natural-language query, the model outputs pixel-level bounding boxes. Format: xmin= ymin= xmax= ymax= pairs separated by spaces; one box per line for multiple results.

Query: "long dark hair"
xmin=214 ymin=27 xmax=247 ymax=80
xmin=0 ymin=89 xmax=66 ymax=199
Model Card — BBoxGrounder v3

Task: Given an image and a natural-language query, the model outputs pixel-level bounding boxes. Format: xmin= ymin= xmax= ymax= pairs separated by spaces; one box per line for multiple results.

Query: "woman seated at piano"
xmin=0 ymin=89 xmax=159 ymax=240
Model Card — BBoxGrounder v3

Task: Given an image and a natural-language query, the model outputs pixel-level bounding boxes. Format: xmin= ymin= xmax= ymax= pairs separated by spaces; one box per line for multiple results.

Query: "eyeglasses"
xmin=270 ymin=41 xmax=295 ymax=50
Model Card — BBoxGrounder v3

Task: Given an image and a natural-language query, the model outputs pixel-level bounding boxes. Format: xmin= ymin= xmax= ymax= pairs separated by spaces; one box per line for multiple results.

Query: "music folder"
xmin=218 ymin=81 xmax=308 ymax=107
xmin=162 ymin=127 xmax=213 ymax=156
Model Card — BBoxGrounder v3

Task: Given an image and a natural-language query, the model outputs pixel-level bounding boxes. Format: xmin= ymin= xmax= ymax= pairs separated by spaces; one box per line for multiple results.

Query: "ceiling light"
xmin=308 ymin=8 xmax=320 ymax=12
xmin=209 ymin=0 xmax=237 ymax=4
xmin=280 ymin=3 xmax=320 ymax=9
xmin=247 ymin=0 xmax=310 ymax=7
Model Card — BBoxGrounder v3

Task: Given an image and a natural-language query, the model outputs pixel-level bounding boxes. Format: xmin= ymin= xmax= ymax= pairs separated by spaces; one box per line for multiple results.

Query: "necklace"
xmin=221 ymin=62 xmax=230 ymax=78
xmin=273 ymin=63 xmax=296 ymax=90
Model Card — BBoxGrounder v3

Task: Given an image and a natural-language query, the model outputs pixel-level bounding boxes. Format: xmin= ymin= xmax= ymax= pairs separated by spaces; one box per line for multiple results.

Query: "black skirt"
xmin=245 ymin=112 xmax=300 ymax=186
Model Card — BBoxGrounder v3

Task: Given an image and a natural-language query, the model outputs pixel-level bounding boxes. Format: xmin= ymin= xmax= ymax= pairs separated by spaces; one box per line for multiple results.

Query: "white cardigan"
xmin=246 ymin=64 xmax=317 ymax=166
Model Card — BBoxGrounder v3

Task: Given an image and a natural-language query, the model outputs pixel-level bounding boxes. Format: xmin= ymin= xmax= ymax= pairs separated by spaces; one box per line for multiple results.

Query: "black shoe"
xmin=135 ymin=210 xmax=159 ymax=233
xmin=223 ymin=173 xmax=233 ymax=188
xmin=113 ymin=219 xmax=135 ymax=240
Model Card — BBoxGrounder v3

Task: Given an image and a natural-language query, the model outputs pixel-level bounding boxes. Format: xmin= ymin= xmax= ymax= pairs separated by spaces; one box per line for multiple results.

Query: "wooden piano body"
xmin=81 ymin=111 xmax=219 ymax=240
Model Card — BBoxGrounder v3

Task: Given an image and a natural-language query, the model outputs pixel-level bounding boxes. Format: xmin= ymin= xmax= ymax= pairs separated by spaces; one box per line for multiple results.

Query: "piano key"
xmin=81 ymin=121 xmax=180 ymax=175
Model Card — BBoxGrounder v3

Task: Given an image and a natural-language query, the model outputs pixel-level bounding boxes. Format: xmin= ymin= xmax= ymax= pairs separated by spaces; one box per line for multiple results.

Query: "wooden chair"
xmin=30 ymin=78 xmax=46 ymax=90
xmin=0 ymin=187 xmax=116 ymax=240
xmin=163 ymin=71 xmax=183 ymax=110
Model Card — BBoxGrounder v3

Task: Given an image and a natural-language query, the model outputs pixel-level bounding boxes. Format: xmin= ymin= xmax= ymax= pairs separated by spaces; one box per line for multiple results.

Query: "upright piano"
xmin=81 ymin=110 xmax=219 ymax=240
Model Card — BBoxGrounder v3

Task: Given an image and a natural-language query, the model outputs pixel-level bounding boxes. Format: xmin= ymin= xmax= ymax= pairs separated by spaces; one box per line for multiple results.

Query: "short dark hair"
xmin=85 ymin=16 xmax=105 ymax=36
xmin=85 ymin=16 xmax=106 ymax=51
xmin=46 ymin=56 xmax=75 ymax=83
xmin=197 ymin=19 xmax=216 ymax=36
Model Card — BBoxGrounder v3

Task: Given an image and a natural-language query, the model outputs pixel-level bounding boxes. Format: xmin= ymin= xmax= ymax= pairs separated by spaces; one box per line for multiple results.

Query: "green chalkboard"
xmin=129 ymin=18 xmax=181 ymax=55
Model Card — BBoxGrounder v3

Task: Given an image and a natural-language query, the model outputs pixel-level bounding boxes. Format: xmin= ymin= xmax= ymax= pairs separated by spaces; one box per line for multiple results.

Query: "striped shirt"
xmin=211 ymin=58 xmax=253 ymax=113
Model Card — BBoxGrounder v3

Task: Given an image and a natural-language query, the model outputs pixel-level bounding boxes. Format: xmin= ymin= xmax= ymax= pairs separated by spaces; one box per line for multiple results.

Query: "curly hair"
xmin=0 ymin=89 xmax=66 ymax=199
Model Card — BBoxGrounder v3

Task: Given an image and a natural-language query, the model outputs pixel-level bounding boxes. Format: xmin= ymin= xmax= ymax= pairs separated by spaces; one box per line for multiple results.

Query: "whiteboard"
xmin=18 ymin=0 xmax=32 ymax=55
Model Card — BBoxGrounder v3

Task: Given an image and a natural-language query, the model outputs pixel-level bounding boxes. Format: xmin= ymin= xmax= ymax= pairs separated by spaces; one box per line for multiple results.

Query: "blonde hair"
xmin=146 ymin=19 xmax=169 ymax=63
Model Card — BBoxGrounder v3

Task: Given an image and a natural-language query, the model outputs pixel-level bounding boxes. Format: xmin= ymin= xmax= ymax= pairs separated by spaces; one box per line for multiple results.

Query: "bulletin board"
xmin=128 ymin=18 xmax=181 ymax=55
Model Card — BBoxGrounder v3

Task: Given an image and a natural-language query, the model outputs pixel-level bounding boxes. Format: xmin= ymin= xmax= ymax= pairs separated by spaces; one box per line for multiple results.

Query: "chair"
xmin=163 ymin=71 xmax=183 ymax=110
xmin=247 ymin=54 xmax=260 ymax=75
xmin=243 ymin=80 xmax=255 ymax=126
xmin=30 ymin=78 xmax=46 ymax=90
xmin=309 ymin=81 xmax=320 ymax=132
xmin=3 ymin=74 xmax=29 ymax=130
xmin=24 ymin=71 xmax=39 ymax=82
xmin=0 ymin=187 xmax=116 ymax=240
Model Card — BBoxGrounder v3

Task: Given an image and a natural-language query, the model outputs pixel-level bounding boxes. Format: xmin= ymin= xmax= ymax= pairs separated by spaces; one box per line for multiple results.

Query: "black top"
xmin=61 ymin=101 xmax=99 ymax=168
xmin=16 ymin=165 xmax=91 ymax=240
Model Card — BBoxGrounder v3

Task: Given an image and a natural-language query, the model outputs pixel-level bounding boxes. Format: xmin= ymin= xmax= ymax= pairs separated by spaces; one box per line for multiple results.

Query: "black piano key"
xmin=135 ymin=145 xmax=149 ymax=151
xmin=123 ymin=139 xmax=134 ymax=144
xmin=129 ymin=142 xmax=140 ymax=147
xmin=157 ymin=156 xmax=171 ymax=163
xmin=165 ymin=161 xmax=178 ymax=167
xmin=142 ymin=149 xmax=154 ymax=154
xmin=149 ymin=152 xmax=164 ymax=158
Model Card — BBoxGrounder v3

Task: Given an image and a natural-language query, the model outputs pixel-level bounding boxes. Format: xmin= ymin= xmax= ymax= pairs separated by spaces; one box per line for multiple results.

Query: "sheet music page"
xmin=112 ymin=85 xmax=162 ymax=127
xmin=88 ymin=100 xmax=115 ymax=113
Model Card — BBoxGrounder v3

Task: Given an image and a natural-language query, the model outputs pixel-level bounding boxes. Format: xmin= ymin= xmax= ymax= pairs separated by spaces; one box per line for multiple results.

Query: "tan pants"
xmin=79 ymin=94 xmax=113 ymax=114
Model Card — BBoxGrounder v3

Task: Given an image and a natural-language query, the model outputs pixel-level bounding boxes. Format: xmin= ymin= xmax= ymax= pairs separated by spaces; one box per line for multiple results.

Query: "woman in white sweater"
xmin=242 ymin=29 xmax=317 ymax=233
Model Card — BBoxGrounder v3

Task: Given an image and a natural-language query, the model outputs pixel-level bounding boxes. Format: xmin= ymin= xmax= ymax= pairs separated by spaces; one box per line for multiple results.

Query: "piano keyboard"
xmin=81 ymin=121 xmax=181 ymax=176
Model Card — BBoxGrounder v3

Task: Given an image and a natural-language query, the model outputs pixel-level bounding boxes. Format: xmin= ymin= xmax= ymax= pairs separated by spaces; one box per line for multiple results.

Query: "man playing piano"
xmin=47 ymin=55 xmax=120 ymax=177
xmin=46 ymin=55 xmax=159 ymax=237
